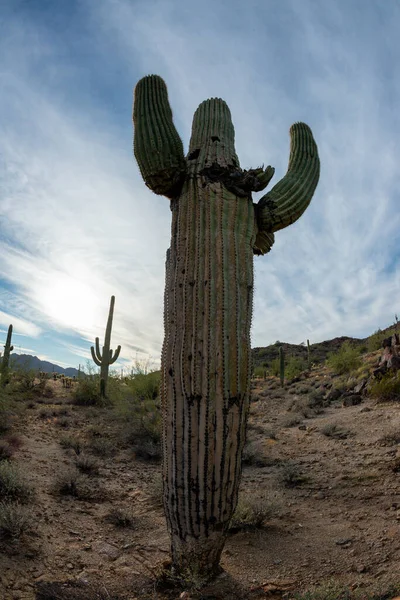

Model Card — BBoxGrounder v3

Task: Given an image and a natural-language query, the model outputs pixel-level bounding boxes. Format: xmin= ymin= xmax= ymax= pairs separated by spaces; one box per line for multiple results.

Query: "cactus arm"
xmin=109 ymin=345 xmax=121 ymax=364
xmin=94 ymin=337 xmax=102 ymax=361
xmin=254 ymin=122 xmax=320 ymax=247
xmin=10 ymin=346 xmax=13 ymax=352
xmin=133 ymin=75 xmax=186 ymax=198
xmin=90 ymin=345 xmax=102 ymax=367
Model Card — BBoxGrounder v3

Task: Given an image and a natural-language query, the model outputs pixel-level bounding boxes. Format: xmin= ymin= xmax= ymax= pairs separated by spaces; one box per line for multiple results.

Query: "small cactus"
xmin=90 ymin=296 xmax=121 ymax=398
xmin=1 ymin=325 xmax=14 ymax=387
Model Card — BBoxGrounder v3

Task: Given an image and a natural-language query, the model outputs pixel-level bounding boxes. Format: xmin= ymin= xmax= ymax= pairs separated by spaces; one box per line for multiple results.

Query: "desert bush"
xmin=286 ymin=357 xmax=307 ymax=380
xmin=147 ymin=473 xmax=163 ymax=508
xmin=116 ymin=375 xmax=162 ymax=460
xmin=104 ymin=507 xmax=136 ymax=528
xmin=73 ymin=376 xmax=102 ymax=406
xmin=326 ymin=341 xmax=362 ymax=375
xmin=292 ymin=580 xmax=400 ymax=600
xmin=242 ymin=439 xmax=269 ymax=467
xmin=75 ymin=454 xmax=99 ymax=476
xmin=0 ymin=440 xmax=13 ymax=461
xmin=0 ymin=394 xmax=11 ymax=433
xmin=321 ymin=423 xmax=350 ymax=439
xmin=281 ymin=414 xmax=302 ymax=428
xmin=59 ymin=435 xmax=84 ymax=454
xmin=229 ymin=492 xmax=280 ymax=530
xmin=253 ymin=366 xmax=266 ymax=378
xmin=367 ymin=327 xmax=396 ymax=353
xmin=278 ymin=461 xmax=308 ymax=487
xmin=86 ymin=437 xmax=116 ymax=457
xmin=53 ymin=469 xmax=103 ymax=501
xmin=368 ymin=374 xmax=400 ymax=402
xmin=378 ymin=430 xmax=400 ymax=447
xmin=0 ymin=502 xmax=32 ymax=539
xmin=0 ymin=461 xmax=33 ymax=502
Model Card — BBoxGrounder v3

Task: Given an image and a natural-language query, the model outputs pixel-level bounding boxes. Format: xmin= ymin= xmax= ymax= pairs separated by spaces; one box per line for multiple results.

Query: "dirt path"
xmin=1 ymin=371 xmax=400 ymax=599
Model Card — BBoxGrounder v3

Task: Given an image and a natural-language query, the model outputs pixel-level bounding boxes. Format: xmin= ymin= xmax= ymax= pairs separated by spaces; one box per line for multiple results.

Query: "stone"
xmin=354 ymin=379 xmax=367 ymax=394
xmin=342 ymin=394 xmax=362 ymax=407
xmin=326 ymin=388 xmax=342 ymax=402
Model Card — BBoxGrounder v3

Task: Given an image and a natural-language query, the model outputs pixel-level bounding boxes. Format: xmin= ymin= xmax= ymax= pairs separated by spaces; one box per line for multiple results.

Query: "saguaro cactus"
xmin=1 ymin=325 xmax=14 ymax=387
xmin=90 ymin=296 xmax=121 ymax=398
xmin=133 ymin=75 xmax=320 ymax=583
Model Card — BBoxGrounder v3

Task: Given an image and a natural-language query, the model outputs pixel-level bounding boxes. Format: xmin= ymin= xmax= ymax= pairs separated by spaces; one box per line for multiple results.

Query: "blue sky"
xmin=1 ymin=0 xmax=400 ymax=371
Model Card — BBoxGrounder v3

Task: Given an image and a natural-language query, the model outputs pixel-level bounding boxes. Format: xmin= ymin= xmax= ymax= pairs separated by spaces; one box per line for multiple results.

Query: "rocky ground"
xmin=1 ymin=353 xmax=400 ymax=600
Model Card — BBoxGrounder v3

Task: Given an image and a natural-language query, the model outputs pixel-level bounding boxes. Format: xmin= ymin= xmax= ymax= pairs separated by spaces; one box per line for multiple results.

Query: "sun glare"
xmin=41 ymin=277 xmax=101 ymax=331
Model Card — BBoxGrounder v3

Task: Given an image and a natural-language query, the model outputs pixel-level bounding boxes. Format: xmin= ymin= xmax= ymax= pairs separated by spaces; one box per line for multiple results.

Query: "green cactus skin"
xmin=1 ymin=325 xmax=14 ymax=387
xmin=279 ymin=346 xmax=285 ymax=387
xmin=133 ymin=75 xmax=320 ymax=583
xmin=90 ymin=296 xmax=121 ymax=398
xmin=307 ymin=339 xmax=311 ymax=371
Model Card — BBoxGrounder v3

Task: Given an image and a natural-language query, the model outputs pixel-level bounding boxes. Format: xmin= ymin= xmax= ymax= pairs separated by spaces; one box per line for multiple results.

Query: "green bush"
xmin=0 ymin=461 xmax=33 ymax=503
xmin=369 ymin=374 xmax=400 ymax=402
xmin=115 ymin=371 xmax=162 ymax=460
xmin=0 ymin=502 xmax=33 ymax=539
xmin=367 ymin=327 xmax=396 ymax=352
xmin=326 ymin=341 xmax=362 ymax=375
xmin=229 ymin=493 xmax=280 ymax=530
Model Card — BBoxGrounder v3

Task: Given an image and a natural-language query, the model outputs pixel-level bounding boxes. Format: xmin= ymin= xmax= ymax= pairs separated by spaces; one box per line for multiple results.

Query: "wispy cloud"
xmin=1 ymin=0 xmax=400 ymax=369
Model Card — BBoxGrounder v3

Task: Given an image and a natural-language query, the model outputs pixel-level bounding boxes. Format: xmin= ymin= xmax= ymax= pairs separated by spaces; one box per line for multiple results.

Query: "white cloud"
xmin=1 ymin=0 xmax=400 ymax=369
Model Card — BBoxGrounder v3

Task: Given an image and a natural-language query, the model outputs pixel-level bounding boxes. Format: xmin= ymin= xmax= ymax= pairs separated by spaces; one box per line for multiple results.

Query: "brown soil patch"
xmin=1 ymin=371 xmax=400 ymax=599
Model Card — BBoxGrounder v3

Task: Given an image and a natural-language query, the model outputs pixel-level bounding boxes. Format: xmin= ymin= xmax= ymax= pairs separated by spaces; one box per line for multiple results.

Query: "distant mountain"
xmin=8 ymin=354 xmax=80 ymax=377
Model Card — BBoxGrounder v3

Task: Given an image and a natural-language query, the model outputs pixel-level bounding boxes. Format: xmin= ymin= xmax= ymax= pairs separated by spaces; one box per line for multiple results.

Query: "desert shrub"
xmin=278 ymin=461 xmax=308 ymax=487
xmin=75 ymin=454 xmax=99 ymax=476
xmin=0 ymin=440 xmax=13 ymax=461
xmin=104 ymin=507 xmax=136 ymax=528
xmin=53 ymin=469 xmax=103 ymax=501
xmin=147 ymin=473 xmax=163 ymax=508
xmin=286 ymin=357 xmax=307 ymax=380
xmin=59 ymin=435 xmax=84 ymax=454
xmin=326 ymin=341 xmax=362 ymax=375
xmin=292 ymin=580 xmax=400 ymax=600
xmin=378 ymin=430 xmax=400 ymax=446
xmin=229 ymin=493 xmax=280 ymax=530
xmin=116 ymin=379 xmax=162 ymax=460
xmin=321 ymin=423 xmax=350 ymax=439
xmin=253 ymin=366 xmax=266 ymax=378
xmin=368 ymin=374 xmax=400 ymax=402
xmin=0 ymin=461 xmax=33 ymax=502
xmin=73 ymin=376 xmax=102 ymax=406
xmin=242 ymin=439 xmax=269 ymax=467
xmin=86 ymin=437 xmax=116 ymax=457
xmin=281 ymin=414 xmax=302 ymax=428
xmin=0 ymin=394 xmax=11 ymax=433
xmin=367 ymin=327 xmax=396 ymax=352
xmin=0 ymin=502 xmax=32 ymax=539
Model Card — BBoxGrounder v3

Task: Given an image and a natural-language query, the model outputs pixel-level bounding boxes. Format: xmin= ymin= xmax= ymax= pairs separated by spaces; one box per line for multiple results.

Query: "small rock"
xmin=360 ymin=406 xmax=371 ymax=413
xmin=342 ymin=394 xmax=362 ymax=407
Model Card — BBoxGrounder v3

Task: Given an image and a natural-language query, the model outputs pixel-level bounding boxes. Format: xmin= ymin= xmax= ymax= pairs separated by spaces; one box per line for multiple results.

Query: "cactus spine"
xmin=90 ymin=296 xmax=121 ymax=398
xmin=133 ymin=75 xmax=320 ymax=583
xmin=279 ymin=346 xmax=285 ymax=387
xmin=1 ymin=325 xmax=14 ymax=387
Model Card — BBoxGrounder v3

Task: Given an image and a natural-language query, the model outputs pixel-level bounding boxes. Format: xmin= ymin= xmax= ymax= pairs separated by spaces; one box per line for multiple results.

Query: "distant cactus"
xmin=279 ymin=346 xmax=285 ymax=387
xmin=133 ymin=74 xmax=320 ymax=582
xmin=90 ymin=296 xmax=121 ymax=398
xmin=307 ymin=339 xmax=311 ymax=371
xmin=1 ymin=325 xmax=14 ymax=387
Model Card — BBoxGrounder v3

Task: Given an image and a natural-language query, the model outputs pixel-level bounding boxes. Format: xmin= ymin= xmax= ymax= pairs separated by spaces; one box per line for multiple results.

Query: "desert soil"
xmin=1 ymin=360 xmax=400 ymax=600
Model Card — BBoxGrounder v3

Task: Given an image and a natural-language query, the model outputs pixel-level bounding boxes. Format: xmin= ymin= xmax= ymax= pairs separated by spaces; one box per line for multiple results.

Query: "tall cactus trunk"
xmin=133 ymin=74 xmax=320 ymax=584
xmin=162 ymin=180 xmax=255 ymax=578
